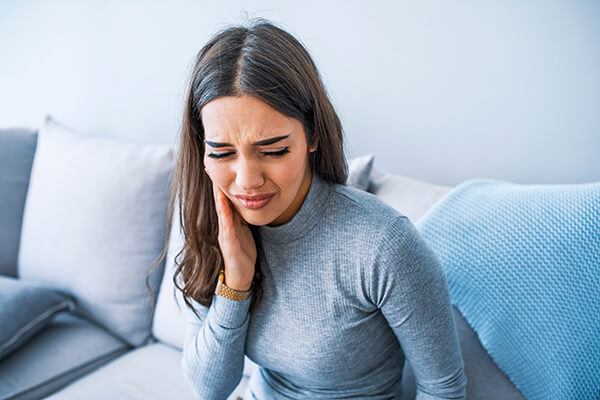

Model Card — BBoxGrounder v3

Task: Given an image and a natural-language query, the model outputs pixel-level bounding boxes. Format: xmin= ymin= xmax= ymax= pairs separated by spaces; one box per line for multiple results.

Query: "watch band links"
xmin=214 ymin=269 xmax=253 ymax=301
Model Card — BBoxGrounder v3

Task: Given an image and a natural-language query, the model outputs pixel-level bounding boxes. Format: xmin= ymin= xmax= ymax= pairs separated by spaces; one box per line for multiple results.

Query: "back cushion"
xmin=151 ymin=200 xmax=192 ymax=350
xmin=18 ymin=116 xmax=174 ymax=347
xmin=368 ymin=166 xmax=452 ymax=222
xmin=0 ymin=129 xmax=37 ymax=277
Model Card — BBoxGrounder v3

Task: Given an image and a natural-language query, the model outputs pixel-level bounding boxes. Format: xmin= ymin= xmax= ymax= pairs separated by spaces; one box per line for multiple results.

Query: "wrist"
xmin=222 ymin=269 xmax=253 ymax=291
xmin=224 ymin=275 xmax=253 ymax=292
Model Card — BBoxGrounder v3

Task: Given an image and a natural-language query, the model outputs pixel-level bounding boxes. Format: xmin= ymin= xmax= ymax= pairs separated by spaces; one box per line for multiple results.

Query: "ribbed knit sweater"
xmin=181 ymin=172 xmax=467 ymax=399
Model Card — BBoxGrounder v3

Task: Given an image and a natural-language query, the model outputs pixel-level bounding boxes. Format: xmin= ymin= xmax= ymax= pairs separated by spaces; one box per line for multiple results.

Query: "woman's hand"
xmin=210 ymin=176 xmax=256 ymax=291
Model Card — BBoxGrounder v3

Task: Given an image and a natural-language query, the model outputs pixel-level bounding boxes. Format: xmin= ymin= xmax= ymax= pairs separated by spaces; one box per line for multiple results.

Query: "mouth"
xmin=234 ymin=193 xmax=276 ymax=210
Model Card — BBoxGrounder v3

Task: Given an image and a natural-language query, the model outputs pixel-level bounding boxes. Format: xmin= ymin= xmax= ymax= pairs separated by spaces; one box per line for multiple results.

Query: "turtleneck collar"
xmin=256 ymin=171 xmax=333 ymax=244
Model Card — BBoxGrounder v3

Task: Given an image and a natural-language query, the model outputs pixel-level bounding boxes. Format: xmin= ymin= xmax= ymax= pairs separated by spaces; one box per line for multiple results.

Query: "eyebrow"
xmin=204 ymin=134 xmax=291 ymax=148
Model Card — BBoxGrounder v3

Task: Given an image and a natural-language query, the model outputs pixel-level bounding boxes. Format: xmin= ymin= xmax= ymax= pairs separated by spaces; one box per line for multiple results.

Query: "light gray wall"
xmin=1 ymin=0 xmax=598 ymax=186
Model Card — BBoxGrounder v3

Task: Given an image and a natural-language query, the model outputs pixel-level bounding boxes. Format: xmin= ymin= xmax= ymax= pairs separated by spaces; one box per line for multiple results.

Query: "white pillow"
xmin=369 ymin=166 xmax=453 ymax=223
xmin=18 ymin=116 xmax=174 ymax=347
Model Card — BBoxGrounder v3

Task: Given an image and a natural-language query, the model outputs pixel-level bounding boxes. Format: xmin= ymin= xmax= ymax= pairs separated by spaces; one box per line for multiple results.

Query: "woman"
xmin=152 ymin=17 xmax=467 ymax=400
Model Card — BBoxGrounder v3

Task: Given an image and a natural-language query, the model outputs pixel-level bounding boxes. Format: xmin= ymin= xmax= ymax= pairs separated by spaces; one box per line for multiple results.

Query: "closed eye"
xmin=207 ymin=147 xmax=290 ymax=159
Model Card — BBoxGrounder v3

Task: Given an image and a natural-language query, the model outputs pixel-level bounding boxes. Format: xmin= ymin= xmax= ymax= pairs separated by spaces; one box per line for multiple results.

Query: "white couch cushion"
xmin=368 ymin=166 xmax=453 ymax=223
xmin=151 ymin=199 xmax=197 ymax=351
xmin=18 ymin=116 xmax=173 ymax=347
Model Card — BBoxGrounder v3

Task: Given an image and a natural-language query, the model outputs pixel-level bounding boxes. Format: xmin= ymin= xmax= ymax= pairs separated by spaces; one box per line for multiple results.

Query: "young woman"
xmin=157 ymin=17 xmax=467 ymax=400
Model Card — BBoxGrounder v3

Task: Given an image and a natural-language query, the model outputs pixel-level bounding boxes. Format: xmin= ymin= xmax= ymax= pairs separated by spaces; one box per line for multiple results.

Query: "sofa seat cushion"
xmin=44 ymin=342 xmax=249 ymax=400
xmin=0 ymin=311 xmax=130 ymax=400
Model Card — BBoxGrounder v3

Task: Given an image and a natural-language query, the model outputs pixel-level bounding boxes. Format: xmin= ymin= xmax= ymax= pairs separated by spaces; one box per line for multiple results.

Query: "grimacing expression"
xmin=201 ymin=94 xmax=317 ymax=227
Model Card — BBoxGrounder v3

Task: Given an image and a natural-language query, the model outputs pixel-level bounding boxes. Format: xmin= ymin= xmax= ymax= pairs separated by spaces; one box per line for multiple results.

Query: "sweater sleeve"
xmin=369 ymin=216 xmax=467 ymax=400
xmin=181 ymin=292 xmax=253 ymax=400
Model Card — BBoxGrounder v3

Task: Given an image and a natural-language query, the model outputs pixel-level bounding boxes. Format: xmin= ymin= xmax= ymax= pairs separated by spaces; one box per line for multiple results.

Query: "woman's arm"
xmin=181 ymin=175 xmax=257 ymax=399
xmin=369 ymin=215 xmax=467 ymax=400
xmin=181 ymin=294 xmax=252 ymax=400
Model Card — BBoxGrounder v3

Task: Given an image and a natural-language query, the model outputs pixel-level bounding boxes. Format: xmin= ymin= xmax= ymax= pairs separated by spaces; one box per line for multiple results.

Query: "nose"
xmin=235 ymin=157 xmax=265 ymax=192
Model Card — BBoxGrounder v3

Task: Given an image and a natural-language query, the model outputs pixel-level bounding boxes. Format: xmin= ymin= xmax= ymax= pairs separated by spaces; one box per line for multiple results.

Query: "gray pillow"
xmin=0 ymin=276 xmax=76 ymax=360
xmin=346 ymin=153 xmax=374 ymax=191
xmin=0 ymin=128 xmax=38 ymax=277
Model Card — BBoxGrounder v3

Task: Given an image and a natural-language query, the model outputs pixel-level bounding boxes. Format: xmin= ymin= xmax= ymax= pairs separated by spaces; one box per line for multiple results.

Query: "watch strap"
xmin=215 ymin=270 xmax=253 ymax=301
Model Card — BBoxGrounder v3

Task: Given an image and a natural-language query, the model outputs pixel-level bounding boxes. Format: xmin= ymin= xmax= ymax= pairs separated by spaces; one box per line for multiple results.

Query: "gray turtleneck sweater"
xmin=181 ymin=172 xmax=467 ymax=400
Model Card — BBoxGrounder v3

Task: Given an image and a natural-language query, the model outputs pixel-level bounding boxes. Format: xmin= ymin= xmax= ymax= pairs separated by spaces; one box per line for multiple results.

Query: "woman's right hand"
xmin=210 ymin=177 xmax=256 ymax=292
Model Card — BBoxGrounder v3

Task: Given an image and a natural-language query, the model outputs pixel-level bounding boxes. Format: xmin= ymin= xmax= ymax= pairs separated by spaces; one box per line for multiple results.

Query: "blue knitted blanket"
xmin=415 ymin=178 xmax=600 ymax=400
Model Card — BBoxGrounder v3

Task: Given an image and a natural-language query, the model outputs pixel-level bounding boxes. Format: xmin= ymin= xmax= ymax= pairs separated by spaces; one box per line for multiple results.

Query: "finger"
xmin=229 ymin=200 xmax=245 ymax=230
xmin=213 ymin=185 xmax=231 ymax=234
xmin=211 ymin=182 xmax=218 ymax=211
xmin=217 ymin=186 xmax=235 ymax=233
xmin=212 ymin=183 xmax=225 ymax=237
xmin=213 ymin=183 xmax=225 ymax=219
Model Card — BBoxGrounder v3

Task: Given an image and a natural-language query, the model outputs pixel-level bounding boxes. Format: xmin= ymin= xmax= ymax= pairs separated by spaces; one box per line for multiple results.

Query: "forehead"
xmin=201 ymin=95 xmax=298 ymax=143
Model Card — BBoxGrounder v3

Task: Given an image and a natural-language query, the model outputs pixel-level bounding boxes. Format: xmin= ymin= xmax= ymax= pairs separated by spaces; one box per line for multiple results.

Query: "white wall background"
xmin=1 ymin=0 xmax=599 ymax=186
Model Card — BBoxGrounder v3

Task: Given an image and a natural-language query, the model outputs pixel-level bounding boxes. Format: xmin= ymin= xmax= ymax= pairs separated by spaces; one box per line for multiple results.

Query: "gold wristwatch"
xmin=215 ymin=269 xmax=253 ymax=301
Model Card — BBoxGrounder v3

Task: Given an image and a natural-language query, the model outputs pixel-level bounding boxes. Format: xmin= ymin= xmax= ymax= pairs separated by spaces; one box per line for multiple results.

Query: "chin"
xmin=235 ymin=207 xmax=272 ymax=226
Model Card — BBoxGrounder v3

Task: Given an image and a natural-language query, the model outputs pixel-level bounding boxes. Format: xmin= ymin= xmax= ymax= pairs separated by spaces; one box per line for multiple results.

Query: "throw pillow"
xmin=346 ymin=153 xmax=374 ymax=191
xmin=0 ymin=276 xmax=76 ymax=360
xmin=18 ymin=116 xmax=174 ymax=347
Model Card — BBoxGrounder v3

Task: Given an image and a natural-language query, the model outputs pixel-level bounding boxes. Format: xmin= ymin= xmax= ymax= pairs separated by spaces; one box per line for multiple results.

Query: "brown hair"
xmin=146 ymin=17 xmax=348 ymax=320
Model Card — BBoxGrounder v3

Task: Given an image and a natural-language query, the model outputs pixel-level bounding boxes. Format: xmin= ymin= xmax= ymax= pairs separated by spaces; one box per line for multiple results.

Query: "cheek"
xmin=270 ymin=154 xmax=308 ymax=188
xmin=204 ymin=159 xmax=230 ymax=184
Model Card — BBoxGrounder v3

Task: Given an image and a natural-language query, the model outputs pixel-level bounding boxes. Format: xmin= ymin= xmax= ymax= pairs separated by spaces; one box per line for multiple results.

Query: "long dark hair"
xmin=146 ymin=17 xmax=347 ymax=320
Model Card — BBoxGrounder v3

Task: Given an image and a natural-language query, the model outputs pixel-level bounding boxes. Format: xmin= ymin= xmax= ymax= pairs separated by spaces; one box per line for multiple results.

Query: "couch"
xmin=0 ymin=116 xmax=530 ymax=400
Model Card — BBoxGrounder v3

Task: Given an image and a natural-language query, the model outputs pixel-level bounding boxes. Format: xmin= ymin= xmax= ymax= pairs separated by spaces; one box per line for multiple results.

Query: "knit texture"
xmin=181 ymin=172 xmax=467 ymax=400
xmin=415 ymin=179 xmax=600 ymax=400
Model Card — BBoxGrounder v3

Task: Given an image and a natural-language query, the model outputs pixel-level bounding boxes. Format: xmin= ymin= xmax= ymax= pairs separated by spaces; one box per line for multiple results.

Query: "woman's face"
xmin=201 ymin=94 xmax=317 ymax=227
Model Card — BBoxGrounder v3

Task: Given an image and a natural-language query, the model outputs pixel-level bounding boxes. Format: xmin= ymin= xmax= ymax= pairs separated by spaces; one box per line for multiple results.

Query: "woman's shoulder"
xmin=327 ymin=184 xmax=431 ymax=285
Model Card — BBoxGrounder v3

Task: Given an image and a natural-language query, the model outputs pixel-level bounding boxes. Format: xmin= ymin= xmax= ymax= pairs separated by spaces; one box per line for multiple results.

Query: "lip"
xmin=233 ymin=193 xmax=276 ymax=201
xmin=234 ymin=193 xmax=275 ymax=209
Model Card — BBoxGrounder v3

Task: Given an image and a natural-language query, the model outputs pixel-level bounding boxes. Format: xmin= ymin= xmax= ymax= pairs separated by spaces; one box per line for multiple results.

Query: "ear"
xmin=309 ymin=138 xmax=319 ymax=153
